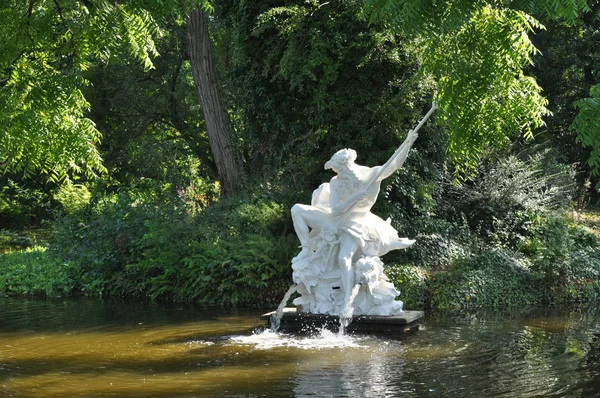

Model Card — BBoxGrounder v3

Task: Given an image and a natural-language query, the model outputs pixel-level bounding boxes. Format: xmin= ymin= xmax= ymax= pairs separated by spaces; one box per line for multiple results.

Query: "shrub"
xmin=50 ymin=193 xmax=156 ymax=295
xmin=553 ymin=247 xmax=600 ymax=303
xmin=428 ymin=249 xmax=541 ymax=310
xmin=0 ymin=179 xmax=57 ymax=227
xmin=440 ymin=152 xmax=575 ymax=248
xmin=124 ymin=196 xmax=297 ymax=306
xmin=386 ymin=216 xmax=474 ymax=269
xmin=0 ymin=246 xmax=75 ymax=296
xmin=50 ymin=188 xmax=297 ymax=306
xmin=54 ymin=182 xmax=92 ymax=214
xmin=517 ymin=215 xmax=600 ymax=303
xmin=385 ymin=264 xmax=429 ymax=309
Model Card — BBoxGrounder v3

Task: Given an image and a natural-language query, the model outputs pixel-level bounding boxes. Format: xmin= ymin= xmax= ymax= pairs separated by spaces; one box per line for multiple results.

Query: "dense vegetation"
xmin=1 ymin=0 xmax=600 ymax=310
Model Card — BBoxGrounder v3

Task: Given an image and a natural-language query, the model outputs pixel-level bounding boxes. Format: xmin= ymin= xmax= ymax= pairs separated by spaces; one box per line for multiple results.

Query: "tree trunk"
xmin=187 ymin=9 xmax=241 ymax=197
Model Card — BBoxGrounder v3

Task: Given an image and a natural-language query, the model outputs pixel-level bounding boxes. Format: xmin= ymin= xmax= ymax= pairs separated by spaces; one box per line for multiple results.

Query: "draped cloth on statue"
xmin=311 ymin=183 xmax=413 ymax=257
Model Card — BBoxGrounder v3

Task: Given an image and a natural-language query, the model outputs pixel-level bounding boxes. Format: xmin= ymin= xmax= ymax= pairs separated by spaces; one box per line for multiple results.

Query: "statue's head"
xmin=324 ymin=148 xmax=356 ymax=172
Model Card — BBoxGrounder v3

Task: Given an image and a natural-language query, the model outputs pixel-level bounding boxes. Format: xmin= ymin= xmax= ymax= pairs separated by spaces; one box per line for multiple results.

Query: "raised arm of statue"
xmin=376 ymin=129 xmax=419 ymax=181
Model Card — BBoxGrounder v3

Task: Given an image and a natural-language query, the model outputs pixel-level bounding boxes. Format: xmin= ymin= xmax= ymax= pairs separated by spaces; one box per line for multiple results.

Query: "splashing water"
xmin=339 ymin=284 xmax=362 ymax=335
xmin=230 ymin=328 xmax=369 ymax=350
xmin=270 ymin=284 xmax=298 ymax=332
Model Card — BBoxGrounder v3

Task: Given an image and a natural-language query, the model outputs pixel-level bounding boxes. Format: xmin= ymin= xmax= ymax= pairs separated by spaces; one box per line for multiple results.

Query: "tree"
xmin=0 ymin=0 xmax=159 ymax=181
xmin=528 ymin=1 xmax=600 ymax=196
xmin=573 ymin=84 xmax=600 ymax=179
xmin=362 ymin=0 xmax=592 ymax=175
xmin=0 ymin=0 xmax=242 ymax=197
xmin=570 ymin=2 xmax=600 ymax=185
xmin=84 ymin=18 xmax=217 ymax=192
xmin=187 ymin=7 xmax=241 ymax=197
xmin=213 ymin=0 xmax=435 ymax=193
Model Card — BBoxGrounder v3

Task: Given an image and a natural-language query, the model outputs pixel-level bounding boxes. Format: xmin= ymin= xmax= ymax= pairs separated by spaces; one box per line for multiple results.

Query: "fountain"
xmin=265 ymin=105 xmax=436 ymax=334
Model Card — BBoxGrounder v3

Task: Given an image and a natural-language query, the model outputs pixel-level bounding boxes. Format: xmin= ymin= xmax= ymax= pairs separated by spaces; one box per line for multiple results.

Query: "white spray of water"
xmin=339 ymin=284 xmax=361 ymax=335
xmin=229 ymin=328 xmax=368 ymax=350
xmin=270 ymin=284 xmax=297 ymax=332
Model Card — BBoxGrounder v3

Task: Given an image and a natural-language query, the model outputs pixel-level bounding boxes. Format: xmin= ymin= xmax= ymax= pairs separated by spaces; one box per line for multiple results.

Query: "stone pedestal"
xmin=262 ymin=308 xmax=424 ymax=335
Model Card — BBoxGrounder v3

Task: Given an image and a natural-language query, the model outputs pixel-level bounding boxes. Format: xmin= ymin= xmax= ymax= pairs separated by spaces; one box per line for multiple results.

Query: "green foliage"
xmin=428 ymin=249 xmax=541 ymax=310
xmin=557 ymin=247 xmax=600 ymax=302
xmin=522 ymin=216 xmax=574 ymax=278
xmin=529 ymin=4 xmax=600 ymax=199
xmin=54 ymin=182 xmax=92 ymax=214
xmin=0 ymin=246 xmax=75 ymax=296
xmin=1 ymin=63 xmax=105 ymax=181
xmin=1 ymin=0 xmax=598 ymax=313
xmin=50 ymin=192 xmax=161 ymax=295
xmin=0 ymin=179 xmax=53 ymax=227
xmin=361 ymin=0 xmax=592 ymax=175
xmin=428 ymin=7 xmax=549 ymax=172
xmin=423 ymin=213 xmax=599 ymax=310
xmin=385 ymin=264 xmax=429 ymax=309
xmin=50 ymin=189 xmax=296 ymax=305
xmin=384 ymin=216 xmax=473 ymax=268
xmin=0 ymin=0 xmax=160 ymax=180
xmin=85 ymin=20 xmax=217 ymax=191
xmin=215 ymin=0 xmax=430 ymax=190
xmin=572 ymin=84 xmax=600 ymax=178
xmin=519 ymin=215 xmax=600 ymax=302
xmin=157 ymin=234 xmax=295 ymax=306
xmin=362 ymin=0 xmax=591 ymax=31
xmin=125 ymin=192 xmax=295 ymax=305
xmin=386 ymin=204 xmax=600 ymax=310
xmin=0 ymin=230 xmax=33 ymax=252
xmin=441 ymin=151 xmax=576 ymax=246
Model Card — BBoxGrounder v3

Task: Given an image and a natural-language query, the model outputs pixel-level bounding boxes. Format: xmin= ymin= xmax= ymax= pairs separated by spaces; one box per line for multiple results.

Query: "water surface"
xmin=2 ymin=297 xmax=600 ymax=397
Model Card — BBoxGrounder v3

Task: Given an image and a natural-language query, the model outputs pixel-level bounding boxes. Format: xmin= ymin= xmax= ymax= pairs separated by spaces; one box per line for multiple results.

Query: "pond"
xmin=1 ymin=297 xmax=600 ymax=397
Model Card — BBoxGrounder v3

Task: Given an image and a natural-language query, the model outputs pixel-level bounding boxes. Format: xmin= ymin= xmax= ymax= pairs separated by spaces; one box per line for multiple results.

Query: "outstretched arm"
xmin=377 ymin=128 xmax=419 ymax=181
xmin=376 ymin=102 xmax=436 ymax=181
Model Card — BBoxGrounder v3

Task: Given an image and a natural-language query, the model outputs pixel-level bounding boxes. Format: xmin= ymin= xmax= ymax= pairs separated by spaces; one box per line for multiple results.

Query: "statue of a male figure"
xmin=291 ymin=128 xmax=419 ymax=314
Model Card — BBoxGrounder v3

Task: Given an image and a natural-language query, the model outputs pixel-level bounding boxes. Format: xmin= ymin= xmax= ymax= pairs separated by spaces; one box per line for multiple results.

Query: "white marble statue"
xmin=290 ymin=128 xmax=420 ymax=317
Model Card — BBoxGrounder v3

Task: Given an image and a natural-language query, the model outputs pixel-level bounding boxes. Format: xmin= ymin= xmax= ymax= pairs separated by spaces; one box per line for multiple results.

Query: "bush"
xmin=518 ymin=215 xmax=600 ymax=303
xmin=54 ymin=182 xmax=92 ymax=214
xmin=385 ymin=216 xmax=474 ymax=269
xmin=0 ymin=246 xmax=75 ymax=296
xmin=385 ymin=264 xmax=429 ymax=309
xmin=0 ymin=179 xmax=57 ymax=227
xmin=428 ymin=249 xmax=541 ymax=310
xmin=50 ymin=193 xmax=156 ymax=295
xmin=554 ymin=247 xmax=600 ymax=303
xmin=440 ymin=152 xmax=575 ymax=248
xmin=49 ymin=189 xmax=298 ymax=306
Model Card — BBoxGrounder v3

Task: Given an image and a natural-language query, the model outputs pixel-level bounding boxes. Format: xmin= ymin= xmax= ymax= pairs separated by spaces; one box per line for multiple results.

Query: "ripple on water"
xmin=4 ymin=298 xmax=600 ymax=398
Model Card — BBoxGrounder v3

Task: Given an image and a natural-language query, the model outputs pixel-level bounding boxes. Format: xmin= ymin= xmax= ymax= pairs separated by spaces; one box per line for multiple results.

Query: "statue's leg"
xmin=291 ymin=204 xmax=328 ymax=247
xmin=338 ymin=233 xmax=360 ymax=315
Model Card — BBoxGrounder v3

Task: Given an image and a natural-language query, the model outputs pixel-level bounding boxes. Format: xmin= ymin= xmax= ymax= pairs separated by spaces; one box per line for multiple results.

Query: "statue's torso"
xmin=330 ymin=165 xmax=381 ymax=222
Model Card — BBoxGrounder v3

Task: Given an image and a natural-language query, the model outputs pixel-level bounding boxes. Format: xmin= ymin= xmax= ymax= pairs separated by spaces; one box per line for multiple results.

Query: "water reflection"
xmin=292 ymin=339 xmax=406 ymax=397
xmin=2 ymin=298 xmax=600 ymax=397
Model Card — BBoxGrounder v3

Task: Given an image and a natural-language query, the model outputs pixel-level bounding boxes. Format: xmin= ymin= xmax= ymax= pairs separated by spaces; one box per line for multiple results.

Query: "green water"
xmin=1 ymin=297 xmax=600 ymax=397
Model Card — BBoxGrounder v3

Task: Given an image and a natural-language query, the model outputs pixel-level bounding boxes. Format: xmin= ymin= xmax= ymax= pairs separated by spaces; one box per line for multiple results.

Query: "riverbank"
xmin=2 ymin=210 xmax=599 ymax=310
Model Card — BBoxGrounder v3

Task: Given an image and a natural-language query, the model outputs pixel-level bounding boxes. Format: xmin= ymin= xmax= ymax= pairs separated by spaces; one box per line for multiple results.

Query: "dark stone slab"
xmin=261 ymin=308 xmax=424 ymax=335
